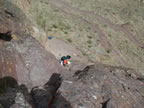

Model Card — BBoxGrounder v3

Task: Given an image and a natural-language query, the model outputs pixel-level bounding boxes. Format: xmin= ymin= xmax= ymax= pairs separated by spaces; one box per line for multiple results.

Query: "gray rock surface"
xmin=0 ymin=34 xmax=62 ymax=89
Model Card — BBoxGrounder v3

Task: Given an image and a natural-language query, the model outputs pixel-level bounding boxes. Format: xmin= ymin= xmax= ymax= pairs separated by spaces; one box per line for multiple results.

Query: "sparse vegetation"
xmin=30 ymin=0 xmax=144 ymax=71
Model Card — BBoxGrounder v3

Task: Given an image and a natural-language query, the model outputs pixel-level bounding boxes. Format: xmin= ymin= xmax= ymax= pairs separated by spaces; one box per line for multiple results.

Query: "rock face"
xmin=0 ymin=64 xmax=144 ymax=108
xmin=0 ymin=35 xmax=62 ymax=88
xmin=54 ymin=64 xmax=144 ymax=108
xmin=0 ymin=2 xmax=62 ymax=89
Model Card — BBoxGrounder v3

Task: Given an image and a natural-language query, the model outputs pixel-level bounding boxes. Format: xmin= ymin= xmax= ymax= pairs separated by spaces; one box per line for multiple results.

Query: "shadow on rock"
xmin=30 ymin=73 xmax=72 ymax=108
xmin=0 ymin=32 xmax=12 ymax=42
xmin=51 ymin=93 xmax=72 ymax=108
xmin=0 ymin=76 xmax=18 ymax=94
xmin=0 ymin=77 xmax=18 ymax=108
xmin=0 ymin=74 xmax=72 ymax=108
xmin=0 ymin=77 xmax=34 ymax=108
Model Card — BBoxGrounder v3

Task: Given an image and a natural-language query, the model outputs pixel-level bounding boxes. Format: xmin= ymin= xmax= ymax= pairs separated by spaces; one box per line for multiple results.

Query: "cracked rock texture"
xmin=0 ymin=65 xmax=144 ymax=108
xmin=56 ymin=64 xmax=144 ymax=108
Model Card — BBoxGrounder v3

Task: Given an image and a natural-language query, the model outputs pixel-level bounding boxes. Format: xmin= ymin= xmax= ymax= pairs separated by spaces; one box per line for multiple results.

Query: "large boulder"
xmin=0 ymin=34 xmax=62 ymax=89
xmin=53 ymin=64 xmax=144 ymax=108
xmin=0 ymin=3 xmax=62 ymax=89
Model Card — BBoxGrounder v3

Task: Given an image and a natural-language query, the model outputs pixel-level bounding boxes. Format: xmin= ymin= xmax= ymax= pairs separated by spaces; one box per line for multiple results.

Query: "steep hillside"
xmin=10 ymin=0 xmax=144 ymax=72
xmin=0 ymin=0 xmax=144 ymax=108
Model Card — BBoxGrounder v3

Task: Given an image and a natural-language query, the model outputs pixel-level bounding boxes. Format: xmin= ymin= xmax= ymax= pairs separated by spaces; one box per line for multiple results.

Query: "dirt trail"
xmin=48 ymin=0 xmax=128 ymax=66
xmin=52 ymin=0 xmax=144 ymax=48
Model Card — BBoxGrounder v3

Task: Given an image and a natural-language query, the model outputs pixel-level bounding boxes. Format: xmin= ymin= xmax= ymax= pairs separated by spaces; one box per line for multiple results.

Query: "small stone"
xmin=73 ymin=53 xmax=77 ymax=56
xmin=92 ymin=95 xmax=97 ymax=100
xmin=121 ymin=95 xmax=124 ymax=98
xmin=64 ymin=80 xmax=73 ymax=84
xmin=78 ymin=103 xmax=85 ymax=108
xmin=131 ymin=74 xmax=137 ymax=79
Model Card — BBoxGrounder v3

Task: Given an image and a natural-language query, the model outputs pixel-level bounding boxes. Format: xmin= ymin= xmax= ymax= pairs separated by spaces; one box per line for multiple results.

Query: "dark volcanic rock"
xmin=55 ymin=64 xmax=144 ymax=108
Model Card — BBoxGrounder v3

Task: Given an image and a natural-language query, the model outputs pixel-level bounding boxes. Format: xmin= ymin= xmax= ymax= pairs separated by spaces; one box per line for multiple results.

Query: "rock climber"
xmin=60 ymin=55 xmax=71 ymax=66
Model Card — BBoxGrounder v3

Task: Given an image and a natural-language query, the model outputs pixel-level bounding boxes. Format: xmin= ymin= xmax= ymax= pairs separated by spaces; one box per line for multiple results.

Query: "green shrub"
xmin=87 ymin=40 xmax=92 ymax=44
